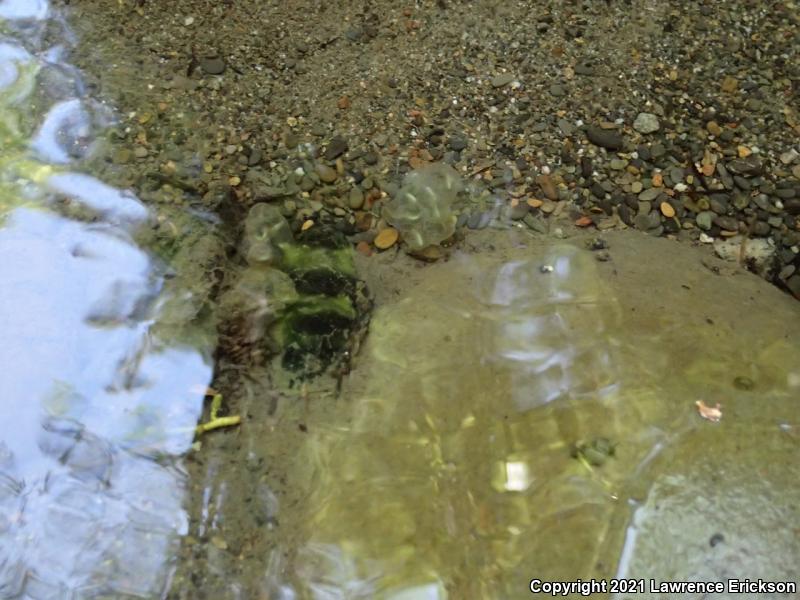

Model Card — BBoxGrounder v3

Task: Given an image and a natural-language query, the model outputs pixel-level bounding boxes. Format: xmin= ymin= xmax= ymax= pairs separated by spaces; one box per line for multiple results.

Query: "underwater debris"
xmin=695 ymin=400 xmax=723 ymax=422
xmin=196 ymin=393 xmax=241 ymax=435
xmin=382 ymin=163 xmax=463 ymax=251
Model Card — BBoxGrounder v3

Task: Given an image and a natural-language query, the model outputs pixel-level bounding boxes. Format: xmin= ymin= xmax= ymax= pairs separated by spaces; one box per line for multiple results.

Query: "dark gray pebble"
xmin=586 ymin=126 xmax=623 ymax=151
xmin=200 ymin=57 xmax=226 ymax=75
xmin=324 ymin=136 xmax=348 ymax=161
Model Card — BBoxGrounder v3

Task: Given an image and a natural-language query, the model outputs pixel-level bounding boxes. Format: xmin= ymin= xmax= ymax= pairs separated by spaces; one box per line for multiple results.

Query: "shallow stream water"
xmin=1 ymin=2 xmax=213 ymax=597
xmin=1 ymin=2 xmax=799 ymax=600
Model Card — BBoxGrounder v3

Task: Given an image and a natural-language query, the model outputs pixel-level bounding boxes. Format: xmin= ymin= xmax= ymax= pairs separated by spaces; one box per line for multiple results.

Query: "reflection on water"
xmin=0 ymin=2 xmax=211 ymax=597
xmin=273 ymin=241 xmax=800 ymax=599
xmin=280 ymin=247 xmax=645 ymax=598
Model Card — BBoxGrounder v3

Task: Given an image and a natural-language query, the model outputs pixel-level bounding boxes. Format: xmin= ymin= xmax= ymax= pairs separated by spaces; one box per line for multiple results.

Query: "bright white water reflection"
xmin=0 ymin=3 xmax=211 ymax=597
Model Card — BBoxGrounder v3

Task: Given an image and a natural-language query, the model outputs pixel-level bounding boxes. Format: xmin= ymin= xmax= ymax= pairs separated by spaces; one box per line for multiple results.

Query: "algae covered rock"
xmin=382 ymin=163 xmax=463 ymax=251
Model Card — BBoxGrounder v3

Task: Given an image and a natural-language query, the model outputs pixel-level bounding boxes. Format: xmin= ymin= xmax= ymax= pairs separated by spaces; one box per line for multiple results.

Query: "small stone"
xmin=315 ymin=163 xmax=337 ymax=183
xmin=714 ymin=215 xmax=738 ymax=232
xmin=783 ymin=274 xmax=800 ymax=298
xmin=200 ymin=57 xmax=226 ymax=75
xmin=537 ymin=174 xmax=558 ymax=200
xmin=696 ymin=211 xmax=714 ymax=230
xmin=355 ymin=241 xmax=373 ymax=256
xmin=324 ymin=136 xmax=348 ymax=161
xmin=586 ymin=126 xmax=623 ymax=150
xmin=721 ymin=76 xmax=738 ymax=93
xmin=638 ymin=187 xmax=661 ymax=202
xmin=491 ymin=73 xmax=515 ymax=88
xmin=660 ymin=201 xmax=675 ymax=218
xmin=706 ymin=121 xmax=723 ymax=136
xmin=580 ymin=156 xmax=593 ymax=178
xmin=527 ymin=198 xmax=544 ymax=208
xmin=634 ymin=211 xmax=660 ymax=230
xmin=650 ymin=143 xmax=666 ymax=158
xmin=779 ymin=149 xmax=798 ymax=165
xmin=630 ymin=181 xmax=643 ymax=194
xmin=633 ymin=112 xmax=660 ymax=134
xmin=523 ymin=212 xmax=548 ymax=233
xmin=348 ymin=187 xmax=364 ymax=210
xmin=610 ymin=159 xmax=628 ymax=170
xmin=113 ymin=149 xmax=132 ymax=164
xmin=509 ymin=200 xmax=529 ymax=220
xmin=374 ymin=227 xmax=399 ymax=250
xmin=133 ymin=146 xmax=149 ymax=158
xmin=751 ymin=221 xmax=770 ymax=236
xmin=449 ymin=135 xmax=468 ymax=152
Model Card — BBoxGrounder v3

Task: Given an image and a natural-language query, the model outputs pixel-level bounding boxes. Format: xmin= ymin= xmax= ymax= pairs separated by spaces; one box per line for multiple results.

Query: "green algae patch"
xmin=273 ymin=294 xmax=358 ymax=373
xmin=278 ymin=242 xmax=357 ymax=296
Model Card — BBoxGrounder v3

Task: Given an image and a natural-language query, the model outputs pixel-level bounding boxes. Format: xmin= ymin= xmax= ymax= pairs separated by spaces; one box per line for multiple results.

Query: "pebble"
xmin=133 ymin=146 xmax=148 ymax=158
xmin=537 ymin=174 xmax=558 ymax=200
xmin=315 ymin=163 xmax=338 ymax=183
xmin=706 ymin=121 xmax=723 ymax=136
xmin=324 ymin=136 xmax=348 ymax=161
xmin=638 ymin=187 xmax=661 ymax=202
xmin=714 ymin=216 xmax=738 ymax=231
xmin=509 ymin=201 xmax=529 ymax=220
xmin=491 ymin=73 xmax=515 ymax=88
xmin=721 ymin=75 xmax=738 ymax=93
xmin=348 ymin=187 xmax=364 ymax=209
xmin=779 ymin=149 xmax=799 ymax=165
xmin=751 ymin=221 xmax=770 ymax=236
xmin=650 ymin=143 xmax=666 ymax=158
xmin=374 ymin=227 xmax=399 ymax=250
xmin=580 ymin=156 xmax=593 ymax=178
xmin=634 ymin=211 xmax=661 ymax=230
xmin=786 ymin=275 xmax=800 ymax=298
xmin=610 ymin=159 xmax=628 ymax=170
xmin=200 ymin=57 xmax=226 ymax=75
xmin=523 ymin=212 xmax=548 ymax=233
xmin=586 ymin=126 xmax=623 ymax=150
xmin=633 ymin=112 xmax=660 ymax=134
xmin=660 ymin=201 xmax=675 ymax=218
xmin=630 ymin=181 xmax=643 ymax=194
xmin=449 ymin=135 xmax=468 ymax=151
xmin=696 ymin=211 xmax=714 ymax=230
